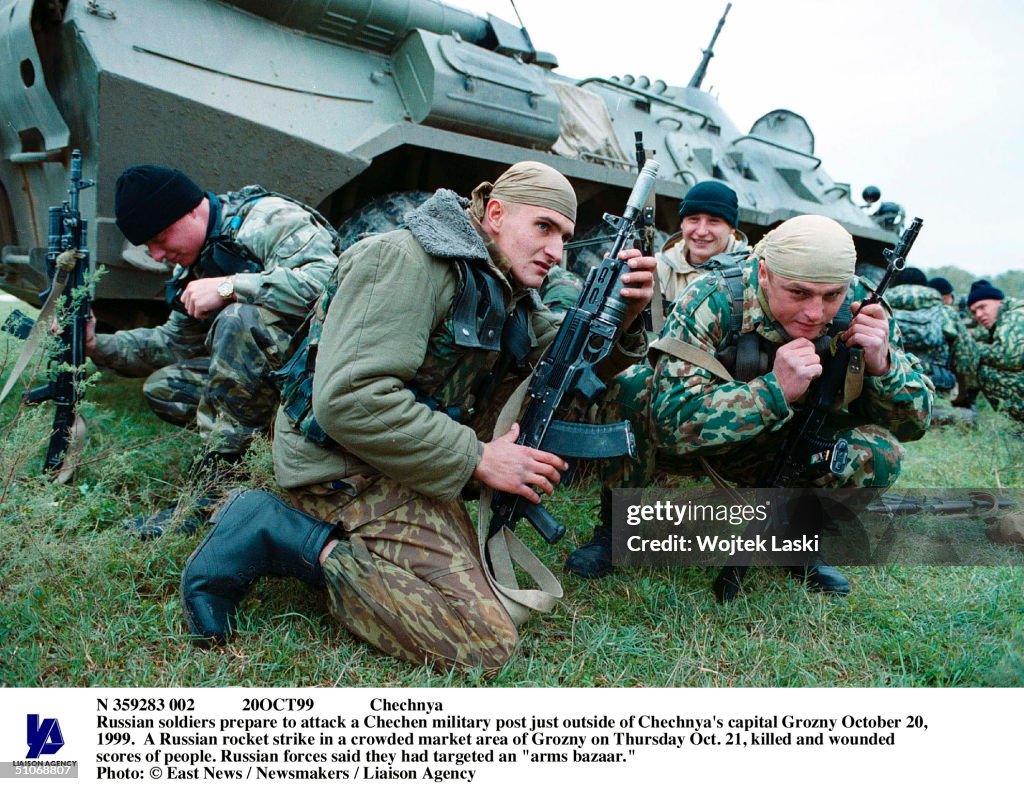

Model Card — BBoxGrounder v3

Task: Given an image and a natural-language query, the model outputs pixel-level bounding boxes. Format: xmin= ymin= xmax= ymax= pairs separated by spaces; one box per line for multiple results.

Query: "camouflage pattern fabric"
xmin=143 ymin=304 xmax=301 ymax=453
xmin=537 ymin=264 xmax=582 ymax=315
xmin=954 ymin=297 xmax=1024 ymax=422
xmin=270 ymin=189 xmax=647 ymax=668
xmin=600 ymin=257 xmax=931 ymax=491
xmin=291 ymin=478 xmax=518 ymax=672
xmin=92 ymin=310 xmax=209 ymax=377
xmin=886 ymin=283 xmax=958 ymax=393
xmin=92 ymin=189 xmax=338 ymax=449
xmin=142 ymin=357 xmax=207 ymax=427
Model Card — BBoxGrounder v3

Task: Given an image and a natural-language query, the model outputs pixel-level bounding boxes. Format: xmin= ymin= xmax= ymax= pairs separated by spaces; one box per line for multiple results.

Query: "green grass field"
xmin=2 ymin=299 xmax=1022 ymax=687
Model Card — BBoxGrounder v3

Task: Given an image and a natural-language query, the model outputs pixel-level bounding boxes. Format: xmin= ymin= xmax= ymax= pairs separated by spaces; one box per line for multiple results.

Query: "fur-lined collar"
xmin=404 ymin=189 xmax=489 ymax=262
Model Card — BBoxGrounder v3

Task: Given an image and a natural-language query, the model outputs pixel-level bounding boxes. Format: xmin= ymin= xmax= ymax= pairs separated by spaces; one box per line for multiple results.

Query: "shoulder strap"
xmin=264 ymin=190 xmax=343 ymax=252
xmin=706 ymin=252 xmax=747 ymax=338
xmin=452 ymin=260 xmax=506 ymax=352
xmin=649 ymin=336 xmax=735 ymax=382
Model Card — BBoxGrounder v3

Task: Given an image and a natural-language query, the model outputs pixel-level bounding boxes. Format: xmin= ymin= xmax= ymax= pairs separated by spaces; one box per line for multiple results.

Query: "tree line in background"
xmin=925 ymin=266 xmax=1024 ymax=298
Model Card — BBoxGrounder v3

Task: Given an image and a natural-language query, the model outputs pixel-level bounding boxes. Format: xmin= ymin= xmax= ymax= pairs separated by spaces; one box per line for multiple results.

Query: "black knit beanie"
xmin=927 ymin=276 xmax=954 ymax=296
xmin=678 ymin=181 xmax=739 ymax=228
xmin=894 ymin=266 xmax=928 ymax=287
xmin=115 ymin=165 xmax=204 ymax=245
xmin=967 ymin=279 xmax=1005 ymax=306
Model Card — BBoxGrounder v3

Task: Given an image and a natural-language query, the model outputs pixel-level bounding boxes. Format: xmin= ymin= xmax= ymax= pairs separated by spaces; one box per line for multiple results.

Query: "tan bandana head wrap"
xmin=753 ymin=214 xmax=856 ymax=283
xmin=469 ymin=161 xmax=577 ymax=224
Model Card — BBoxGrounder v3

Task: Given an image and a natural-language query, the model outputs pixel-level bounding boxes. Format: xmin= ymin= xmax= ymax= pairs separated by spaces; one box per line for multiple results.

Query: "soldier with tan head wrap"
xmin=181 ymin=161 xmax=657 ymax=670
xmin=567 ymin=215 xmax=933 ymax=592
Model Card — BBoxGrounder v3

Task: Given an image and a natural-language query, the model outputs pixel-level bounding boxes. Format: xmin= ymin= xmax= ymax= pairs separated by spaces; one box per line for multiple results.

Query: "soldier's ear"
xmin=483 ymin=198 xmax=505 ymax=233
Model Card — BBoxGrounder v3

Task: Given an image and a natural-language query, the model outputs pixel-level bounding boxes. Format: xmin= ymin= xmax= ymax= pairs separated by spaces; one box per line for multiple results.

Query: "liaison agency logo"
xmin=0 ymin=714 xmax=78 ymax=779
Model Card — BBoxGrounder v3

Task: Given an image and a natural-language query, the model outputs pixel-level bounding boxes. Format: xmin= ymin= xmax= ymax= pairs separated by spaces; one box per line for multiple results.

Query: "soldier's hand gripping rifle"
xmin=712 ymin=217 xmax=923 ymax=602
xmin=0 ymin=149 xmax=95 ymax=482
xmin=488 ymin=160 xmax=660 ymax=544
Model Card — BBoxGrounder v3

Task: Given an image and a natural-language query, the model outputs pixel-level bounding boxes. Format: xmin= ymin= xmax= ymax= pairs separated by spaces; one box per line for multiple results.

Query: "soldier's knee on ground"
xmin=321 ymin=538 xmax=518 ymax=673
xmin=208 ymin=302 xmax=295 ymax=373
xmin=852 ymin=439 xmax=903 ymax=488
xmin=143 ymin=373 xmax=198 ymax=426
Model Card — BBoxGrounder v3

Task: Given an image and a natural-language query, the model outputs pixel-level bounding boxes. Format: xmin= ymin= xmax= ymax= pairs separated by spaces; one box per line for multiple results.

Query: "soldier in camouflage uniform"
xmin=568 ymin=215 xmax=933 ymax=593
xmin=954 ymin=281 xmax=1024 ymax=423
xmin=537 ymin=264 xmax=583 ymax=314
xmin=928 ymin=276 xmax=956 ymax=308
xmin=85 ymin=165 xmax=339 ymax=533
xmin=180 ymin=162 xmax=655 ymax=671
xmin=887 ymin=268 xmax=974 ymax=426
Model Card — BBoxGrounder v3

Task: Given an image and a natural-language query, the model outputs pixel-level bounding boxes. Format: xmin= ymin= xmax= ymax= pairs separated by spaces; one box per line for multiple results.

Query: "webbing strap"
xmin=0 ymin=265 xmax=72 ymax=406
xmin=476 ymin=375 xmax=563 ymax=626
xmin=650 ymin=267 xmax=666 ymax=333
xmin=649 ymin=336 xmax=734 ymax=382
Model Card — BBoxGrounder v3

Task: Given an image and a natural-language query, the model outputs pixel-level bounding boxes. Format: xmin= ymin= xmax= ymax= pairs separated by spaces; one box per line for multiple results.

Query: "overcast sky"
xmin=453 ymin=0 xmax=1022 ymax=277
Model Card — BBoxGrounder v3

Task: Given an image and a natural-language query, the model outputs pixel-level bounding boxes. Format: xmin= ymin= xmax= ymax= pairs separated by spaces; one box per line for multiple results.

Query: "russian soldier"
xmin=180 ymin=162 xmax=656 ymax=671
xmin=87 ymin=166 xmax=340 ymax=535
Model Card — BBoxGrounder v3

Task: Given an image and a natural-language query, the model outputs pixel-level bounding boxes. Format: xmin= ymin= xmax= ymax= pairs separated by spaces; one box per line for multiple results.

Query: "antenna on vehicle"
xmin=688 ymin=2 xmax=732 ymax=89
xmin=509 ymin=0 xmax=527 ymax=28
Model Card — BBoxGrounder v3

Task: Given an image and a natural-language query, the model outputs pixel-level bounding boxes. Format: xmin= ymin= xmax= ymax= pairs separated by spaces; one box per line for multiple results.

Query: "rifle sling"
xmin=649 ymin=336 xmax=734 ymax=382
xmin=477 ymin=374 xmax=563 ymax=626
xmin=0 ymin=266 xmax=71 ymax=406
xmin=54 ymin=413 xmax=86 ymax=484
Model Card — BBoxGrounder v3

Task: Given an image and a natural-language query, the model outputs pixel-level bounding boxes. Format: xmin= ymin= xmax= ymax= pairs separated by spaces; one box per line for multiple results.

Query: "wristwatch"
xmin=217 ymin=277 xmax=235 ymax=301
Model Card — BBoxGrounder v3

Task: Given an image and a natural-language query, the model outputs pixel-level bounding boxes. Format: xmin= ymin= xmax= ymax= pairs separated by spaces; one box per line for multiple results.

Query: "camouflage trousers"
xmin=598 ymin=363 xmax=904 ymax=489
xmin=142 ymin=304 xmax=300 ymax=454
xmin=289 ymin=476 xmax=517 ymax=672
xmin=979 ymin=366 xmax=1024 ymax=424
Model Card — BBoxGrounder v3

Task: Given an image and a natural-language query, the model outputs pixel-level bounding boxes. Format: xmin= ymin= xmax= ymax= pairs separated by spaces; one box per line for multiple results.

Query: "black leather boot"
xmin=785 ymin=561 xmax=851 ymax=595
xmin=781 ymin=494 xmax=849 ymax=594
xmin=564 ymin=489 xmax=614 ymax=579
xmin=180 ymin=489 xmax=335 ymax=645
xmin=125 ymin=451 xmax=243 ymax=540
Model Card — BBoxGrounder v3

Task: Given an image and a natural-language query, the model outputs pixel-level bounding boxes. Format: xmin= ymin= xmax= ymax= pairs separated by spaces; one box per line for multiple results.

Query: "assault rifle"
xmin=867 ymin=491 xmax=1016 ymax=516
xmin=488 ymin=160 xmax=660 ymax=544
xmin=0 ymin=149 xmax=95 ymax=482
xmin=633 ymin=132 xmax=659 ymax=332
xmin=633 ymin=133 xmax=657 ymax=258
xmin=713 ymin=217 xmax=924 ymax=601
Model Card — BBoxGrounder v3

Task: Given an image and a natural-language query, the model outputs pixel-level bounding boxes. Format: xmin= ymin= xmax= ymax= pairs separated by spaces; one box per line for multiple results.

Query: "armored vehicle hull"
xmin=0 ymin=0 xmax=898 ymax=326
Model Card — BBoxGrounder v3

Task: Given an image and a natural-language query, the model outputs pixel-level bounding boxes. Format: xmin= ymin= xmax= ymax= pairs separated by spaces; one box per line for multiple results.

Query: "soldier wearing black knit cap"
xmin=88 ymin=165 xmax=340 ymax=537
xmin=928 ymin=276 xmax=956 ymax=307
xmin=653 ymin=180 xmax=749 ymax=311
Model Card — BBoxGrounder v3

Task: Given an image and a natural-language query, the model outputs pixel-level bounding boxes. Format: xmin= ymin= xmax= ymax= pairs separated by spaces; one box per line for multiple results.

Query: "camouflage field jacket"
xmin=956 ymin=297 xmax=1024 ymax=370
xmin=92 ymin=188 xmax=338 ymax=375
xmin=649 ymin=258 xmax=933 ymax=455
xmin=272 ymin=189 xmax=646 ymax=500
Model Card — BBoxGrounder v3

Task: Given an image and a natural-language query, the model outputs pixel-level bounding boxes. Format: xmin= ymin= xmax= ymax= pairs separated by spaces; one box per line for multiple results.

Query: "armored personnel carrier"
xmin=0 ymin=0 xmax=900 ymax=326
